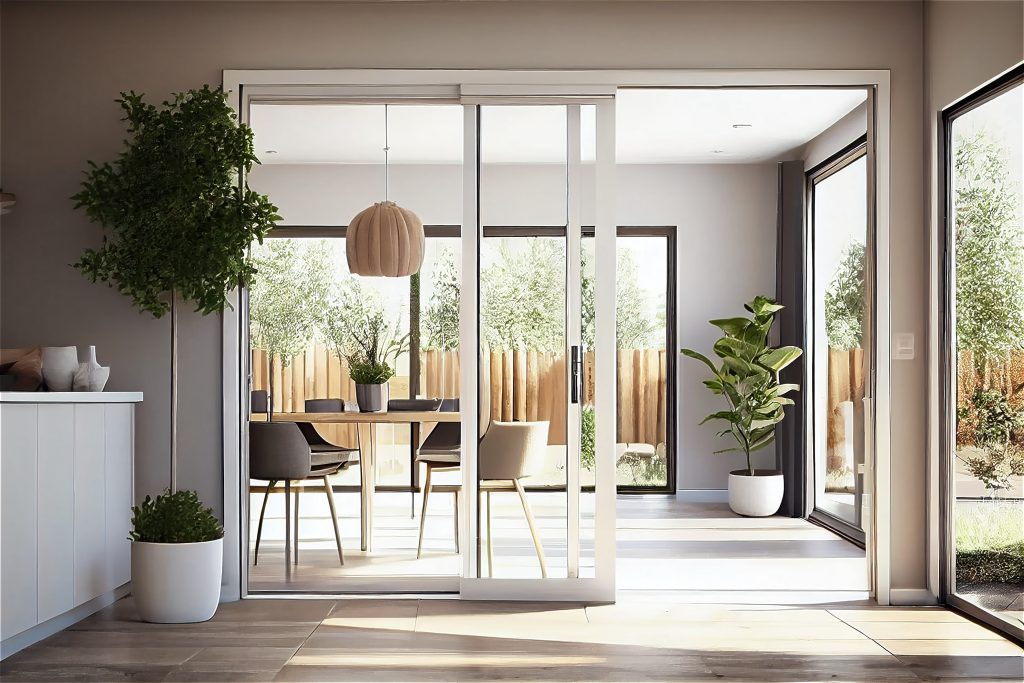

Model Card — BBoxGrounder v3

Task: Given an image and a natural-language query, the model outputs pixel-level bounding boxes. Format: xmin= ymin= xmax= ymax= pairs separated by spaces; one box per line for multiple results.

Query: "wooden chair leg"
xmin=293 ymin=483 xmax=300 ymax=565
xmin=283 ymin=480 xmax=291 ymax=572
xmin=416 ymin=464 xmax=432 ymax=559
xmin=254 ymin=479 xmax=276 ymax=566
xmin=486 ymin=490 xmax=493 ymax=578
xmin=513 ymin=479 xmax=547 ymax=578
xmin=323 ymin=475 xmax=344 ymax=565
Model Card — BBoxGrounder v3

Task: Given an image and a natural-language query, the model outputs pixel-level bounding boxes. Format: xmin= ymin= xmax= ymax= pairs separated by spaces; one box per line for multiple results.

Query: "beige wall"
xmin=1 ymin=1 xmax=928 ymax=593
xmin=923 ymin=0 xmax=1024 ymax=597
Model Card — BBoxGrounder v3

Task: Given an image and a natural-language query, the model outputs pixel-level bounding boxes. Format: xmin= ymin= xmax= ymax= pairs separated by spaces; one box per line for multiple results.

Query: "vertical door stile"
xmin=594 ymin=99 xmax=617 ymax=598
xmin=566 ymin=105 xmax=583 ymax=579
xmin=460 ymin=103 xmax=481 ymax=583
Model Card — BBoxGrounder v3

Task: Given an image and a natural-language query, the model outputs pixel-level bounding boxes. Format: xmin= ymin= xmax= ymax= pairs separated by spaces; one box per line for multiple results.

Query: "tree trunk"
xmin=409 ymin=271 xmax=421 ymax=398
xmin=170 ymin=289 xmax=178 ymax=492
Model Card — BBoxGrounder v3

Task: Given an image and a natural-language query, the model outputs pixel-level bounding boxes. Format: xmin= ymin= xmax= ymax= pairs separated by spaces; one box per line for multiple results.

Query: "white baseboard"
xmin=674 ymin=489 xmax=729 ymax=503
xmin=1 ymin=584 xmax=130 ymax=660
xmin=889 ymin=588 xmax=938 ymax=606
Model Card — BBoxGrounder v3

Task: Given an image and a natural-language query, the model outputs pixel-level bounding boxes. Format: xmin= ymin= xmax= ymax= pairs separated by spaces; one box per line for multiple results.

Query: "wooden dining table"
xmin=272 ymin=410 xmax=461 ymax=552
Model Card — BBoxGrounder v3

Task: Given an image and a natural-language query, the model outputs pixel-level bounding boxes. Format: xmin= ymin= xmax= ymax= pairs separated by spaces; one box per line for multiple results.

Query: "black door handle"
xmin=571 ymin=345 xmax=582 ymax=404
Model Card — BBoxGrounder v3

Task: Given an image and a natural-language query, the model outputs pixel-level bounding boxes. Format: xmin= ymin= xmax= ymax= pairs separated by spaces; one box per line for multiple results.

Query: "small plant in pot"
xmin=129 ymin=491 xmax=224 ymax=623
xmin=322 ymin=280 xmax=409 ymax=412
xmin=682 ymin=296 xmax=802 ymax=517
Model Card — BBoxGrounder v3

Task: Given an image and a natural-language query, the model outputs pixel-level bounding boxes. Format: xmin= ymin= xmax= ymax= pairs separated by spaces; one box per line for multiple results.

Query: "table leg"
xmin=358 ymin=422 xmax=377 ymax=553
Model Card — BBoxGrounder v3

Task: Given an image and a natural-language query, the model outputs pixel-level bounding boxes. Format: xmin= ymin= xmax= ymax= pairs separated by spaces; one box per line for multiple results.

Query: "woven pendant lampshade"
xmin=346 ymin=200 xmax=425 ymax=277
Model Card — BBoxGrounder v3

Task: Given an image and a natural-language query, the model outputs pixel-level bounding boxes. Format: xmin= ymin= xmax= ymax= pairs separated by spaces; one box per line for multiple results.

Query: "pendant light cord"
xmin=384 ymin=104 xmax=390 ymax=202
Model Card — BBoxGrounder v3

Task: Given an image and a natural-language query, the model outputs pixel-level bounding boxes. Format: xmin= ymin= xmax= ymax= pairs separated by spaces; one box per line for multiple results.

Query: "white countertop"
xmin=0 ymin=392 xmax=143 ymax=403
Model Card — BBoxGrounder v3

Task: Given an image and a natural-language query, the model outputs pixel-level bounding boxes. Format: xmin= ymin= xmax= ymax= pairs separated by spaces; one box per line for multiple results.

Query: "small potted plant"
xmin=129 ymin=490 xmax=224 ymax=623
xmin=682 ymin=296 xmax=802 ymax=517
xmin=321 ymin=281 xmax=409 ymax=412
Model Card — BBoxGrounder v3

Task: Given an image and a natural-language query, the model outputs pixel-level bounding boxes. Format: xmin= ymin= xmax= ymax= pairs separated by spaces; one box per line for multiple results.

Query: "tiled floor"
xmin=1 ymin=597 xmax=1021 ymax=681
xmin=2 ymin=496 xmax=1021 ymax=681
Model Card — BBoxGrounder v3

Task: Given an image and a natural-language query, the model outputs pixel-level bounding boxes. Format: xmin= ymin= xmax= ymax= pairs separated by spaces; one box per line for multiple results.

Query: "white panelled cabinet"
xmin=0 ymin=392 xmax=142 ymax=658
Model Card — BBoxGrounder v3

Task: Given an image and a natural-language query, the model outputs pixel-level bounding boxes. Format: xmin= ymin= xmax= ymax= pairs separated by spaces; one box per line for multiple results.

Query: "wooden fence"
xmin=251 ymin=346 xmax=668 ymax=447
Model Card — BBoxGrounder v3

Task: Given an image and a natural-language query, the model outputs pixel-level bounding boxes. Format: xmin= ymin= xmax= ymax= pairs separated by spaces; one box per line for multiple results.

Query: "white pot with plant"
xmin=129 ymin=491 xmax=224 ymax=623
xmin=682 ymin=296 xmax=803 ymax=517
xmin=321 ymin=281 xmax=409 ymax=413
xmin=72 ymin=86 xmax=280 ymax=620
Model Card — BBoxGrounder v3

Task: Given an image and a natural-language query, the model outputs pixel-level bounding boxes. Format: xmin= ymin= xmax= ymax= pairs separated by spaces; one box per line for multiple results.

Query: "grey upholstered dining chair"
xmin=414 ymin=398 xmax=461 ymax=558
xmin=249 ymin=421 xmax=355 ymax=568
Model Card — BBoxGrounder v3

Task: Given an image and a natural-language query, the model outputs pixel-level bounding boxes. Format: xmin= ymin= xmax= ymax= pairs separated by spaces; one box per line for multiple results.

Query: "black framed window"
xmin=807 ymin=137 xmax=870 ymax=545
xmin=941 ymin=64 xmax=1024 ymax=642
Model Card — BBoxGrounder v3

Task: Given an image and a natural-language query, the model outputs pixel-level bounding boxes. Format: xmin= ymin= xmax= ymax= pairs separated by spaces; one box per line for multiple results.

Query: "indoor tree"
xmin=73 ymin=86 xmax=280 ymax=491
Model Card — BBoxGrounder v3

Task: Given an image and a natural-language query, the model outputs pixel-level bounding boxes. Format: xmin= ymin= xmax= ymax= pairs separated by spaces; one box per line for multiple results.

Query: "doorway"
xmin=220 ymin=69 xmax=893 ymax=603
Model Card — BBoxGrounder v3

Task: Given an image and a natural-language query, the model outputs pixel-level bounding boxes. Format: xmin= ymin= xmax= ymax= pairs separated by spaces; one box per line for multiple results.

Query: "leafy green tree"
xmin=824 ymin=242 xmax=866 ymax=349
xmin=72 ymin=85 xmax=280 ymax=491
xmin=582 ymin=248 xmax=662 ymax=350
xmin=955 ymin=133 xmax=1024 ymax=370
xmin=249 ymin=239 xmax=332 ymax=411
xmin=481 ymin=238 xmax=565 ymax=351
xmin=424 ymin=247 xmax=461 ymax=351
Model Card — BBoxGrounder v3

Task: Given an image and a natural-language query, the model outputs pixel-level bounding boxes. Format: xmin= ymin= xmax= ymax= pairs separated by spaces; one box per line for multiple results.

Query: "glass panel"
xmin=950 ymin=82 xmax=1024 ymax=630
xmin=479 ymin=105 xmax=569 ymax=579
xmin=812 ymin=153 xmax=868 ymax=528
xmin=245 ymin=102 xmax=464 ymax=587
xmin=581 ymin=233 xmax=671 ymax=490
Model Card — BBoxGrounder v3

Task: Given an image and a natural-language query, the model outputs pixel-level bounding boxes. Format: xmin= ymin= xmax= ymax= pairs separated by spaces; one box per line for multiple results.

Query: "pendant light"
xmin=346 ymin=104 xmax=425 ymax=277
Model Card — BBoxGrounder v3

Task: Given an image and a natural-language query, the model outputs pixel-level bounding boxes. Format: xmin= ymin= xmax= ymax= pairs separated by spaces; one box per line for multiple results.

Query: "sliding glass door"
xmin=942 ymin=67 xmax=1023 ymax=640
xmin=808 ymin=139 xmax=871 ymax=542
xmin=461 ymin=95 xmax=617 ymax=599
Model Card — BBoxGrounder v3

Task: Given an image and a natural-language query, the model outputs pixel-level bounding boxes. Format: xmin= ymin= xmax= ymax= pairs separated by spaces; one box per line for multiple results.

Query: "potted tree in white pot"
xmin=682 ymin=296 xmax=802 ymax=517
xmin=73 ymin=86 xmax=279 ymax=622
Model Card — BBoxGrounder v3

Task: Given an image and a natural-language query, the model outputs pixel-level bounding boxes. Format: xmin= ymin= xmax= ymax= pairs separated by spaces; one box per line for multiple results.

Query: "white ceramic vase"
xmin=728 ymin=470 xmax=784 ymax=517
xmin=41 ymin=346 xmax=79 ymax=391
xmin=131 ymin=538 xmax=223 ymax=623
xmin=73 ymin=345 xmax=110 ymax=392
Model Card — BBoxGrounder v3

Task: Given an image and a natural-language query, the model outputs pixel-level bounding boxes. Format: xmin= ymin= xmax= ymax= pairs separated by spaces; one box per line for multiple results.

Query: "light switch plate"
xmin=893 ymin=332 xmax=915 ymax=360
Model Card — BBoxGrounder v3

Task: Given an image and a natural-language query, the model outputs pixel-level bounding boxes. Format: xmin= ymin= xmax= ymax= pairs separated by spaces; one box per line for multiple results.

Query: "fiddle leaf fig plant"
xmin=682 ymin=296 xmax=802 ymax=476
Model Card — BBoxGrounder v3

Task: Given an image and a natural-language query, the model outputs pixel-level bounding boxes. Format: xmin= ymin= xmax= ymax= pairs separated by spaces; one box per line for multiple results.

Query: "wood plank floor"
xmin=2 ymin=596 xmax=1021 ymax=681
xmin=2 ymin=497 xmax=1021 ymax=681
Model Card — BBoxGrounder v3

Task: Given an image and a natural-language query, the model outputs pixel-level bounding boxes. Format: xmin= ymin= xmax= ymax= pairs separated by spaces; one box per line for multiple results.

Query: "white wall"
xmin=0 ymin=0 xmax=929 ymax=592
xmin=251 ymin=161 xmax=778 ymax=491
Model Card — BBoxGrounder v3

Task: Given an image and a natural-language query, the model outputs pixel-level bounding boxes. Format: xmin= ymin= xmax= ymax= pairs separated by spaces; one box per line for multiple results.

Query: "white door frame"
xmin=221 ymin=68 xmax=892 ymax=605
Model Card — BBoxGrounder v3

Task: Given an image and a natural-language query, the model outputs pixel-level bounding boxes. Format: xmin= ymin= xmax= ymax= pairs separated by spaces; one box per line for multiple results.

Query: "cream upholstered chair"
xmin=480 ymin=421 xmax=550 ymax=578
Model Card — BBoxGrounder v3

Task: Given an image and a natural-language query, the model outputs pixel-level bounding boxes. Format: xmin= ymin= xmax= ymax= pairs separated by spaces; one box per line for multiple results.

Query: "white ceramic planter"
xmin=41 ymin=346 xmax=79 ymax=391
xmin=728 ymin=470 xmax=784 ymax=517
xmin=131 ymin=538 xmax=223 ymax=623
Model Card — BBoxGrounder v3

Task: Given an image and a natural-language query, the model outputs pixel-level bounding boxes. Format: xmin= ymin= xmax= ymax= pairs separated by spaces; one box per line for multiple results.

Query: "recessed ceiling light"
xmin=265 ymin=149 xmax=278 ymax=154
xmin=712 ymin=149 xmax=726 ymax=154
xmin=732 ymin=123 xmax=753 ymax=129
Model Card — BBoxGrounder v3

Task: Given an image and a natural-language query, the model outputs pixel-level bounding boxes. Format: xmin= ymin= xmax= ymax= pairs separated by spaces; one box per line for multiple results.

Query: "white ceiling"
xmin=250 ymin=88 xmax=866 ymax=165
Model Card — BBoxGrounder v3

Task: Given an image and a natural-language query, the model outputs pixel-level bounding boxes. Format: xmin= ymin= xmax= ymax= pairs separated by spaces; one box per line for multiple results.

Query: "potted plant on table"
xmin=682 ymin=296 xmax=802 ymax=517
xmin=73 ymin=86 xmax=279 ymax=621
xmin=321 ymin=280 xmax=409 ymax=412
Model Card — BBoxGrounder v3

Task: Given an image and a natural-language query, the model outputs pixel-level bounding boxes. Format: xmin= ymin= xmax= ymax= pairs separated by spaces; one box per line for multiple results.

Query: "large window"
xmin=943 ymin=68 xmax=1023 ymax=640
xmin=809 ymin=142 xmax=869 ymax=539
